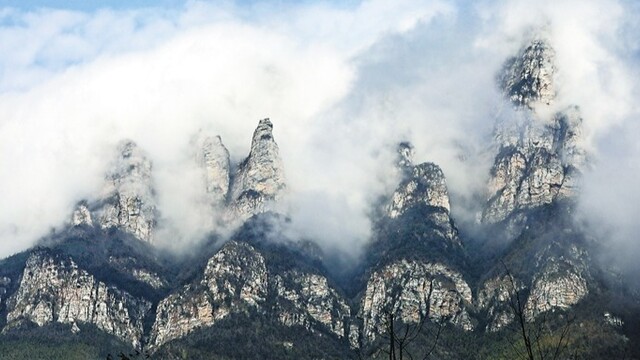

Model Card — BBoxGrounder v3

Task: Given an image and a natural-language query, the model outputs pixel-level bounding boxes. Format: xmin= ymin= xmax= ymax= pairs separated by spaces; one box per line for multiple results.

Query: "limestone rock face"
xmin=229 ymin=119 xmax=286 ymax=219
xmin=358 ymin=260 xmax=473 ymax=344
xmin=477 ymin=275 xmax=520 ymax=332
xmin=478 ymin=243 xmax=590 ymax=331
xmin=194 ymin=134 xmax=231 ymax=207
xmin=525 ymin=245 xmax=589 ymax=317
xmin=482 ymin=37 xmax=586 ymax=224
xmin=95 ymin=140 xmax=158 ymax=243
xmin=476 ymin=37 xmax=592 ymax=334
xmin=71 ymin=201 xmax=93 ymax=226
xmin=273 ymin=270 xmax=350 ymax=338
xmin=388 ymin=163 xmax=450 ymax=218
xmin=500 ymin=38 xmax=556 ymax=109
xmin=4 ymin=252 xmax=151 ymax=348
xmin=149 ymin=241 xmax=348 ymax=350
xmin=385 ymin=142 xmax=457 ymax=242
xmin=149 ymin=241 xmax=268 ymax=348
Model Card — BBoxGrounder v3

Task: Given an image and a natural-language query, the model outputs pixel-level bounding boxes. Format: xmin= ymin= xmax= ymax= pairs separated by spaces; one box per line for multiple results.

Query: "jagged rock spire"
xmin=397 ymin=141 xmax=415 ymax=169
xmin=482 ymin=38 xmax=586 ymax=224
xmin=95 ymin=140 xmax=158 ymax=243
xmin=229 ymin=118 xmax=286 ymax=219
xmin=500 ymin=37 xmax=556 ymax=109
xmin=387 ymin=162 xmax=451 ymax=218
xmin=387 ymin=142 xmax=450 ymax=218
xmin=193 ymin=133 xmax=231 ymax=207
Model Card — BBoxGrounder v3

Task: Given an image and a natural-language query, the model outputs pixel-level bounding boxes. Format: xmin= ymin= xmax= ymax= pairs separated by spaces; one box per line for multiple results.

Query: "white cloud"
xmin=0 ymin=0 xmax=638 ymax=260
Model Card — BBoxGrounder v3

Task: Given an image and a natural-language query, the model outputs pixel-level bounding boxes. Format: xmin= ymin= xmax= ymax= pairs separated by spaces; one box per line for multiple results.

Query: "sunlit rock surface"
xmin=482 ymin=38 xmax=586 ymax=224
xmin=194 ymin=133 xmax=231 ymax=207
xmin=229 ymin=119 xmax=286 ymax=220
xmin=149 ymin=241 xmax=348 ymax=350
xmin=4 ymin=252 xmax=151 ymax=348
xmin=358 ymin=260 xmax=473 ymax=344
xmin=500 ymin=38 xmax=556 ymax=109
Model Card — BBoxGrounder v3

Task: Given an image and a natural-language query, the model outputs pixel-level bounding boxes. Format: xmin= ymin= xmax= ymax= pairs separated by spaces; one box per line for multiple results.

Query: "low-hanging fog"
xmin=0 ymin=0 xmax=638 ymax=264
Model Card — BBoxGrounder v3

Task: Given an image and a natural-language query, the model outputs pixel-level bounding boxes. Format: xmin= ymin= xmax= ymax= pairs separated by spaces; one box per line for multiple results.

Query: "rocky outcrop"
xmin=388 ymin=163 xmax=450 ymax=218
xmin=482 ymin=37 xmax=586 ymax=224
xmin=70 ymin=140 xmax=158 ymax=242
xmin=193 ymin=133 xmax=231 ymax=207
xmin=478 ymin=242 xmax=590 ymax=331
xmin=95 ymin=140 xmax=158 ymax=243
xmin=149 ymin=241 xmax=348 ymax=350
xmin=476 ymin=37 xmax=592 ymax=332
xmin=149 ymin=241 xmax=268 ymax=348
xmin=358 ymin=260 xmax=473 ymax=344
xmin=525 ymin=244 xmax=589 ymax=317
xmin=385 ymin=142 xmax=457 ymax=242
xmin=477 ymin=275 xmax=520 ymax=332
xmin=273 ymin=270 xmax=350 ymax=338
xmin=229 ymin=119 xmax=286 ymax=219
xmin=4 ymin=252 xmax=151 ymax=348
xmin=500 ymin=38 xmax=556 ymax=109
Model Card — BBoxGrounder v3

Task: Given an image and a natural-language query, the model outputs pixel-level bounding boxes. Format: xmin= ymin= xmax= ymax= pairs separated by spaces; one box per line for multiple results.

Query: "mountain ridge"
xmin=0 ymin=36 xmax=637 ymax=359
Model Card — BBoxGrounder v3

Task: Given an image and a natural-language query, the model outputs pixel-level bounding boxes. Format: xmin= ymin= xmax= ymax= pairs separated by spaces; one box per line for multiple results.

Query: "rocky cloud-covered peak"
xmin=482 ymin=109 xmax=586 ymax=224
xmin=4 ymin=251 xmax=151 ymax=348
xmin=193 ymin=133 xmax=231 ymax=207
xmin=482 ymin=37 xmax=586 ymax=225
xmin=72 ymin=140 xmax=158 ymax=243
xmin=229 ymin=118 xmax=286 ymax=219
xmin=97 ymin=140 xmax=157 ymax=243
xmin=387 ymin=159 xmax=451 ymax=219
xmin=396 ymin=141 xmax=415 ymax=169
xmin=500 ymin=37 xmax=556 ymax=109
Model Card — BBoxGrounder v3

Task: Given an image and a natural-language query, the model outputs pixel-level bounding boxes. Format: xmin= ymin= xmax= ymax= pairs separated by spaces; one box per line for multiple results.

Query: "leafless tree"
xmin=362 ymin=279 xmax=446 ymax=360
xmin=501 ymin=261 xmax=575 ymax=360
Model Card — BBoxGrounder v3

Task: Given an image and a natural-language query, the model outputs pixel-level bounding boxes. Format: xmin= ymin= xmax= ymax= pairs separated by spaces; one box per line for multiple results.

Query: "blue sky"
xmin=0 ymin=0 xmax=185 ymax=11
xmin=0 ymin=0 xmax=354 ymax=12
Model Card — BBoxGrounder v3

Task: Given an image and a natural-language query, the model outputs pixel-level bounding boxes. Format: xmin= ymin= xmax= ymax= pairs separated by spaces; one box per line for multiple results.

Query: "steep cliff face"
xmin=193 ymin=133 xmax=231 ymax=207
xmin=499 ymin=38 xmax=556 ymax=109
xmin=149 ymin=240 xmax=348 ymax=350
xmin=358 ymin=260 xmax=473 ymax=343
xmin=483 ymin=108 xmax=586 ymax=224
xmin=229 ymin=119 xmax=286 ymax=219
xmin=149 ymin=241 xmax=268 ymax=348
xmin=71 ymin=140 xmax=158 ymax=243
xmin=97 ymin=140 xmax=158 ymax=243
xmin=524 ymin=244 xmax=590 ymax=317
xmin=273 ymin=270 xmax=350 ymax=338
xmin=482 ymin=38 xmax=586 ymax=225
xmin=355 ymin=143 xmax=472 ymax=346
xmin=477 ymin=238 xmax=591 ymax=332
xmin=4 ymin=252 xmax=151 ymax=348
xmin=477 ymin=37 xmax=591 ymax=331
xmin=107 ymin=256 xmax=167 ymax=290
xmin=385 ymin=143 xmax=457 ymax=243
xmin=476 ymin=275 xmax=518 ymax=332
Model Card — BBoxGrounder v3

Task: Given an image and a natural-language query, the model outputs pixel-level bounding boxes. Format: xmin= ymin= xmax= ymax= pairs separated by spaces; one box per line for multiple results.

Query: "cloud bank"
xmin=0 ymin=0 xmax=638 ymax=260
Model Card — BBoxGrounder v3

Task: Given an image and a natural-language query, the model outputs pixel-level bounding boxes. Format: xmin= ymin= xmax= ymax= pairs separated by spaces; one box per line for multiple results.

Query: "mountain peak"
xmin=500 ymin=37 xmax=556 ymax=109
xmin=194 ymin=132 xmax=231 ymax=207
xmin=229 ymin=118 xmax=286 ymax=219
xmin=252 ymin=118 xmax=274 ymax=142
xmin=397 ymin=141 xmax=415 ymax=169
xmin=95 ymin=140 xmax=158 ymax=243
